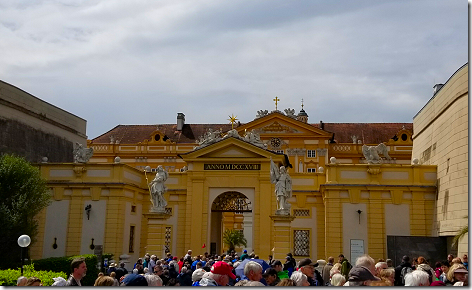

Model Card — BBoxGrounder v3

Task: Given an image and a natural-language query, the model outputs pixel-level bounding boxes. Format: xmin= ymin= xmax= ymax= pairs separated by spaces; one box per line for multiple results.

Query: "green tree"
xmin=222 ymin=229 xmax=247 ymax=253
xmin=0 ymin=154 xmax=51 ymax=269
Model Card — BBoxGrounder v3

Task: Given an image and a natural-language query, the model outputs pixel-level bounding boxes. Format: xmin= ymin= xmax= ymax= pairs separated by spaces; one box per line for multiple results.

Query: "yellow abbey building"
xmin=30 ymin=105 xmax=440 ymax=267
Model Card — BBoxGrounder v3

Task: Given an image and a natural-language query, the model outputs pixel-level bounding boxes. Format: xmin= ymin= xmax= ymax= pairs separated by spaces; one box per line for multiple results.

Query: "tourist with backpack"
xmin=394 ymin=255 xmax=413 ymax=286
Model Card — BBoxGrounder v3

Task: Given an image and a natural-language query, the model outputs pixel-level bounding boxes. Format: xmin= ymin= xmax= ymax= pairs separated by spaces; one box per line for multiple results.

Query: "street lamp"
xmin=18 ymin=235 xmax=31 ymax=276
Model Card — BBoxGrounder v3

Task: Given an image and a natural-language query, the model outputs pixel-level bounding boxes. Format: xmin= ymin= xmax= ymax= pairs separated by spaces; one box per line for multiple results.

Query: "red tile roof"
xmin=92 ymin=122 xmax=412 ymax=145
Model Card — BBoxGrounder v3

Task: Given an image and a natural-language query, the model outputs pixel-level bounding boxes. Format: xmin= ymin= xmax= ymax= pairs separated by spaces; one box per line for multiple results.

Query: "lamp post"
xmin=18 ymin=235 xmax=31 ymax=276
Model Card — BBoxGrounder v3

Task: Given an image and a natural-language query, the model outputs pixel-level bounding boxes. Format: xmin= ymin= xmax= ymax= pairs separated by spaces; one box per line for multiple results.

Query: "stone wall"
xmin=0 ymin=118 xmax=73 ymax=163
xmin=412 ymin=64 xmax=468 ymax=255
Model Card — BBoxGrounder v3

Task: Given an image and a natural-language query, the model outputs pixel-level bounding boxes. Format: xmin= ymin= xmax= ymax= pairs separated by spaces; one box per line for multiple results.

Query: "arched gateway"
xmin=210 ymin=191 xmax=253 ymax=255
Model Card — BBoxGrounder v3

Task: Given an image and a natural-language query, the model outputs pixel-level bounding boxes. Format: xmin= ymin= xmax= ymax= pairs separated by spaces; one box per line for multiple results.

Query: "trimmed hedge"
xmin=32 ymin=253 xmax=113 ymax=286
xmin=0 ymin=264 xmax=67 ymax=286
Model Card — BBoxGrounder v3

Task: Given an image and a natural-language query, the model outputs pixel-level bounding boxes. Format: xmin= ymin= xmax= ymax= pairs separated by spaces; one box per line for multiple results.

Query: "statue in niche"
xmin=244 ymin=129 xmax=267 ymax=149
xmin=362 ymin=143 xmax=391 ymax=164
xmin=149 ymin=165 xmax=168 ymax=211
xmin=270 ymin=157 xmax=292 ymax=215
xmin=256 ymin=110 xmax=269 ymax=118
xmin=284 ymin=108 xmax=296 ymax=118
xmin=73 ymin=142 xmax=94 ymax=163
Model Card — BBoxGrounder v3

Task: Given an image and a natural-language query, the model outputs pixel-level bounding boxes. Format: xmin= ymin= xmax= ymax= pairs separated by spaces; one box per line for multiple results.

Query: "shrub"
xmin=0 ymin=264 xmax=67 ymax=286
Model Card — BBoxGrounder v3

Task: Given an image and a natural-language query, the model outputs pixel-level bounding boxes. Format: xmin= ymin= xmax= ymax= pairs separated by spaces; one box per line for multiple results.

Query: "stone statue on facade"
xmin=270 ymin=157 xmax=292 ymax=215
xmin=223 ymin=129 xmax=244 ymax=140
xmin=256 ymin=110 xmax=269 ymax=118
xmin=73 ymin=142 xmax=93 ymax=163
xmin=244 ymin=129 xmax=267 ymax=149
xmin=149 ymin=165 xmax=168 ymax=212
xmin=362 ymin=143 xmax=391 ymax=164
xmin=195 ymin=128 xmax=222 ymax=149
xmin=284 ymin=108 xmax=296 ymax=119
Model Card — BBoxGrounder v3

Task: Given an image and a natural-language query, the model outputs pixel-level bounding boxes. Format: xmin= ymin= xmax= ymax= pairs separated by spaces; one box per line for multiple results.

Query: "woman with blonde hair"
xmin=93 ymin=275 xmax=115 ymax=286
xmin=379 ymin=268 xmax=395 ymax=286
xmin=275 ymin=278 xmax=296 ymax=286
xmin=446 ymin=263 xmax=468 ymax=286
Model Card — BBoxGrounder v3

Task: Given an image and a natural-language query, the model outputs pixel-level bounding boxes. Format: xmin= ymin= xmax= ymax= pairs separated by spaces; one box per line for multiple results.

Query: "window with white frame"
xmin=275 ymin=150 xmax=284 ymax=154
xmin=307 ymin=168 xmax=316 ymax=173
xmin=307 ymin=150 xmax=316 ymax=158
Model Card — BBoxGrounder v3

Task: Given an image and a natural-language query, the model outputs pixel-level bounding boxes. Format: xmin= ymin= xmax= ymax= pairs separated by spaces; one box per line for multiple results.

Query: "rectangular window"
xmin=129 ymin=226 xmax=135 ymax=253
xmin=307 ymin=168 xmax=316 ymax=173
xmin=294 ymin=230 xmax=310 ymax=256
xmin=276 ymin=150 xmax=284 ymax=154
xmin=307 ymin=150 xmax=316 ymax=158
xmin=293 ymin=209 xmax=310 ymax=217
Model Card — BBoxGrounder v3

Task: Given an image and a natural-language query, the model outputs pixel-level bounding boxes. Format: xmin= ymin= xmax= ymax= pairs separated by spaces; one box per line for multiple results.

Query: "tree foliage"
xmin=452 ymin=216 xmax=468 ymax=248
xmin=222 ymin=229 xmax=247 ymax=252
xmin=0 ymin=154 xmax=51 ymax=269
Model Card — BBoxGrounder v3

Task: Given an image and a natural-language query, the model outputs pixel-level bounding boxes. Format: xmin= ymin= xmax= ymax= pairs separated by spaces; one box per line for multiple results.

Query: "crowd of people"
xmin=16 ymin=251 xmax=468 ymax=286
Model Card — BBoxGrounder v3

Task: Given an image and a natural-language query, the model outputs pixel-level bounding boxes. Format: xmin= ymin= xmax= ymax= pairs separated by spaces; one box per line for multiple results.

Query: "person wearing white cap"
xmin=192 ymin=268 xmax=206 ymax=285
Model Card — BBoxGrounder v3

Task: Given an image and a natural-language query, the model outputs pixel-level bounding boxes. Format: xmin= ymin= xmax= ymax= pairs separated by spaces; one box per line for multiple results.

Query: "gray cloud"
xmin=0 ymin=0 xmax=467 ymax=139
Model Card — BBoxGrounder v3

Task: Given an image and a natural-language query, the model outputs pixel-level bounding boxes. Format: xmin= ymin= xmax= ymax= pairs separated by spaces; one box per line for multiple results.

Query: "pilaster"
xmin=270 ymin=215 xmax=296 ymax=260
xmin=143 ymin=212 xmax=171 ymax=256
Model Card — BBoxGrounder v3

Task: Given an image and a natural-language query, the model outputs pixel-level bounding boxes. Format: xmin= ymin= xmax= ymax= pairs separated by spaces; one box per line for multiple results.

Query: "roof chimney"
xmin=177 ymin=113 xmax=185 ymax=131
xmin=433 ymin=84 xmax=444 ymax=96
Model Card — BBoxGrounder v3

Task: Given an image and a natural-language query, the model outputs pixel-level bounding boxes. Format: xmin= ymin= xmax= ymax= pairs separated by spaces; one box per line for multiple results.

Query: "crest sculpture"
xmin=195 ymin=128 xmax=223 ymax=150
xmin=362 ymin=143 xmax=391 ymax=164
xmin=256 ymin=110 xmax=269 ymax=118
xmin=147 ymin=165 xmax=168 ymax=213
xmin=244 ymin=129 xmax=267 ymax=149
xmin=270 ymin=157 xmax=292 ymax=215
xmin=73 ymin=142 xmax=93 ymax=163
xmin=284 ymin=108 xmax=296 ymax=119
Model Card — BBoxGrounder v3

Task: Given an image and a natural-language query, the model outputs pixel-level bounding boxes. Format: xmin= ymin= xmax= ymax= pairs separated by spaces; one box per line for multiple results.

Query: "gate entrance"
xmin=210 ymin=191 xmax=253 ymax=255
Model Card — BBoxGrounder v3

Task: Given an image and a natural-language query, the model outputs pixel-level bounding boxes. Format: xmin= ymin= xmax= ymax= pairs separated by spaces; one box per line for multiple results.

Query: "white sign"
xmin=350 ymin=239 xmax=364 ymax=263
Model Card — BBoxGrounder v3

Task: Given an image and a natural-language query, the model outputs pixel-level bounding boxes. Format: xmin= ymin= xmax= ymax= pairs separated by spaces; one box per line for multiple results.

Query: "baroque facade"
xmin=32 ymin=105 xmax=439 ymax=267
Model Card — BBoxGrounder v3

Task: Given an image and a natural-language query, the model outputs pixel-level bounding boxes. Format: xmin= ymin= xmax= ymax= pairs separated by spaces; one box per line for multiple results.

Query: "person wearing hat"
xmin=107 ymin=262 xmax=117 ymax=276
xmin=240 ymin=249 xmax=249 ymax=261
xmin=263 ymin=268 xmax=280 ymax=286
xmin=193 ymin=261 xmax=236 ymax=286
xmin=121 ymin=274 xmax=148 ymax=286
xmin=272 ymin=260 xmax=289 ymax=280
xmin=191 ymin=268 xmax=207 ymax=286
xmin=446 ymin=263 xmax=468 ymax=286
xmin=346 ymin=265 xmax=381 ymax=286
xmin=298 ymin=258 xmax=323 ymax=286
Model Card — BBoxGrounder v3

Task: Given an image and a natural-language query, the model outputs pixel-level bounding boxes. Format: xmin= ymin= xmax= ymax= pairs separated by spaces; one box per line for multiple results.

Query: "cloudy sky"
xmin=0 ymin=0 xmax=467 ymax=139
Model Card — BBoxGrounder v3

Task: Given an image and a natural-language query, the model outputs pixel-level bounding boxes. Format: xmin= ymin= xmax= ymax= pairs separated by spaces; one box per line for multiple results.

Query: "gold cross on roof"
xmin=273 ymin=96 xmax=280 ymax=110
xmin=301 ymin=98 xmax=304 ymax=109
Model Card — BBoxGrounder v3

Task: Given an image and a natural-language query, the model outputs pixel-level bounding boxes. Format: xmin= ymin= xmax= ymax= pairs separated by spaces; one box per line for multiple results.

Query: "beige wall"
xmin=412 ymin=64 xmax=468 ymax=254
xmin=0 ymin=80 xmax=87 ymax=142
